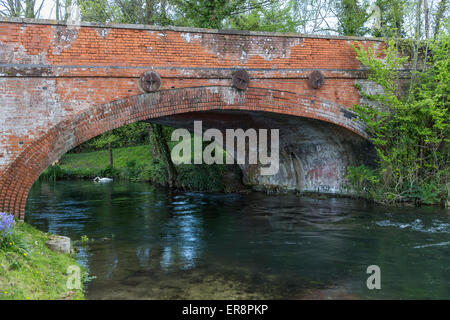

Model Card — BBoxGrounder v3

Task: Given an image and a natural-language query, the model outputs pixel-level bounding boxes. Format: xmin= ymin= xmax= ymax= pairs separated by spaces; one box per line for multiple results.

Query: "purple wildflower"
xmin=0 ymin=212 xmax=15 ymax=237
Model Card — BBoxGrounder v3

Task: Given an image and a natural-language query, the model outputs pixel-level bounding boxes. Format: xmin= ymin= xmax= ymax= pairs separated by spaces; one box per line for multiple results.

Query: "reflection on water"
xmin=25 ymin=181 xmax=450 ymax=299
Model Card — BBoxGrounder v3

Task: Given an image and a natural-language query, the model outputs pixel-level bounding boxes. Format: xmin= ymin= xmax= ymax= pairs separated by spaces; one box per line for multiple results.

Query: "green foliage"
xmin=99 ymin=165 xmax=121 ymax=178
xmin=345 ymin=165 xmax=379 ymax=197
xmin=78 ymin=0 xmax=171 ymax=25
xmin=125 ymin=160 xmax=139 ymax=181
xmin=38 ymin=165 xmax=67 ymax=181
xmin=0 ymin=228 xmax=30 ymax=255
xmin=177 ymin=163 xmax=226 ymax=192
xmin=229 ymin=0 xmax=298 ymax=32
xmin=78 ymin=0 xmax=119 ymax=23
xmin=73 ymin=122 xmax=149 ymax=153
xmin=77 ymin=0 xmax=306 ymax=33
xmin=89 ymin=131 xmax=120 ymax=150
xmin=348 ymin=33 xmax=450 ymax=205
xmin=171 ymin=0 xmax=246 ymax=29
xmin=138 ymin=160 xmax=169 ymax=185
xmin=80 ymin=235 xmax=90 ymax=245
xmin=409 ymin=181 xmax=441 ymax=205
xmin=335 ymin=0 xmax=371 ymax=36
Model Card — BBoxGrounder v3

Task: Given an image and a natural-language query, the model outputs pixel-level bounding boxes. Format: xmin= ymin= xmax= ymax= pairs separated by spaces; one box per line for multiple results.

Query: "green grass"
xmin=0 ymin=221 xmax=86 ymax=300
xmin=39 ymin=145 xmax=157 ymax=181
xmin=60 ymin=145 xmax=152 ymax=171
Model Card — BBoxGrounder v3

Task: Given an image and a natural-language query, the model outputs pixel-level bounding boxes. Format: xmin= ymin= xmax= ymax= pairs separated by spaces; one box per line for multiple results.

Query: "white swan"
xmin=93 ymin=177 xmax=113 ymax=183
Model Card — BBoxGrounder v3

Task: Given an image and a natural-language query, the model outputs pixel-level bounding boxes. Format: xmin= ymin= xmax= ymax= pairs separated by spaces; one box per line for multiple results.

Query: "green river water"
xmin=25 ymin=180 xmax=449 ymax=299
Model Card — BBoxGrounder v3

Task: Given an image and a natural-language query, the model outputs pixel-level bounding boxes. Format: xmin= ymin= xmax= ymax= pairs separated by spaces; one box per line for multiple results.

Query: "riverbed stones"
xmin=46 ymin=235 xmax=72 ymax=254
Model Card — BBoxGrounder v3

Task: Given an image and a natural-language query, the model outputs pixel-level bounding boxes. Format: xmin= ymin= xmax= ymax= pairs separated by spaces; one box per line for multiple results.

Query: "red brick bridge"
xmin=0 ymin=17 xmax=386 ymax=219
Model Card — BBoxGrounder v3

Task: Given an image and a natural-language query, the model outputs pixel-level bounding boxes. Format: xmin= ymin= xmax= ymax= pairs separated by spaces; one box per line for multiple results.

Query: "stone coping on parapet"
xmin=0 ymin=16 xmax=385 ymax=42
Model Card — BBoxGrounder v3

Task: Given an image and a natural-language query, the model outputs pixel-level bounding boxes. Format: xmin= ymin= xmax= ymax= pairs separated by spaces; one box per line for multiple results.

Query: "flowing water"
xmin=25 ymin=180 xmax=449 ymax=299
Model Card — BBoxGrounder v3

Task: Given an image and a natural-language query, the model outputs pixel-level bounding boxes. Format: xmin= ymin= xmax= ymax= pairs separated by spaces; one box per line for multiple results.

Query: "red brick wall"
xmin=0 ymin=18 xmax=384 ymax=218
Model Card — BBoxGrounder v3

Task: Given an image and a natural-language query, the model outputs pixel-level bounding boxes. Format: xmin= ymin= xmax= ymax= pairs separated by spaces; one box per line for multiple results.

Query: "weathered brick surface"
xmin=0 ymin=18 xmax=387 ymax=219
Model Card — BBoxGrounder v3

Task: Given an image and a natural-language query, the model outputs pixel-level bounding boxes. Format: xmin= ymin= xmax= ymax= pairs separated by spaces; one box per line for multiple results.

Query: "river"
xmin=25 ymin=180 xmax=449 ymax=299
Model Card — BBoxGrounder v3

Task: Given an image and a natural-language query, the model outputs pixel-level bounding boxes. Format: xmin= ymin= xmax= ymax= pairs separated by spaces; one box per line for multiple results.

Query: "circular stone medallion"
xmin=232 ymin=69 xmax=250 ymax=90
xmin=307 ymin=70 xmax=325 ymax=89
xmin=139 ymin=71 xmax=162 ymax=92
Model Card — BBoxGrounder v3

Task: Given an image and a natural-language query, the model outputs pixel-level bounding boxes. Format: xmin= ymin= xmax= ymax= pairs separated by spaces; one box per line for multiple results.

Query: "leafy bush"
xmin=409 ymin=181 xmax=441 ymax=206
xmin=80 ymin=235 xmax=90 ymax=245
xmin=124 ymin=160 xmax=140 ymax=181
xmin=99 ymin=165 xmax=121 ymax=178
xmin=38 ymin=165 xmax=67 ymax=181
xmin=71 ymin=122 xmax=150 ymax=153
xmin=177 ymin=163 xmax=225 ymax=192
xmin=345 ymin=165 xmax=380 ymax=197
xmin=137 ymin=161 xmax=169 ymax=185
xmin=350 ymin=35 xmax=449 ymax=205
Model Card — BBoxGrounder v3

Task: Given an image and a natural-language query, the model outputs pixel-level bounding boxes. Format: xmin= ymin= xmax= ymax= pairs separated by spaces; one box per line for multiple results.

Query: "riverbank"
xmin=40 ymin=145 xmax=246 ymax=192
xmin=0 ymin=220 xmax=86 ymax=300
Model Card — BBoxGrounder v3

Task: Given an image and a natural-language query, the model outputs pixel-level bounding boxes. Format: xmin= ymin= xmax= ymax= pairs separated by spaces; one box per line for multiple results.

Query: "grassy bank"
xmin=0 ymin=220 xmax=86 ymax=300
xmin=40 ymin=144 xmax=245 ymax=192
xmin=61 ymin=145 xmax=151 ymax=172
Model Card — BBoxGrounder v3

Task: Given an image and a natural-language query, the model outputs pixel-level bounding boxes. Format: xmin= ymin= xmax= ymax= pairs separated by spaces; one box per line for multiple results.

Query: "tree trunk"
xmin=161 ymin=0 xmax=168 ymax=25
xmin=25 ymin=0 xmax=35 ymax=19
xmin=159 ymin=128 xmax=177 ymax=188
xmin=144 ymin=0 xmax=155 ymax=24
xmin=149 ymin=123 xmax=177 ymax=187
xmin=409 ymin=0 xmax=423 ymax=96
xmin=149 ymin=123 xmax=162 ymax=158
xmin=65 ymin=0 xmax=73 ymax=20
xmin=56 ymin=0 xmax=60 ymax=20
xmin=415 ymin=0 xmax=423 ymax=41
xmin=108 ymin=142 xmax=113 ymax=167
xmin=424 ymin=0 xmax=430 ymax=40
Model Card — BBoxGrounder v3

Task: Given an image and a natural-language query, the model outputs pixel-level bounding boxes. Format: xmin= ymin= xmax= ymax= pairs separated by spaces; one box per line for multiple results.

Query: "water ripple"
xmin=414 ymin=241 xmax=450 ymax=249
xmin=376 ymin=219 xmax=450 ymax=234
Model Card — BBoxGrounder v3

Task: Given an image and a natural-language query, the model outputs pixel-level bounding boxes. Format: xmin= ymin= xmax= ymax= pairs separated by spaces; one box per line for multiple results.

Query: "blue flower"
xmin=0 ymin=212 xmax=15 ymax=237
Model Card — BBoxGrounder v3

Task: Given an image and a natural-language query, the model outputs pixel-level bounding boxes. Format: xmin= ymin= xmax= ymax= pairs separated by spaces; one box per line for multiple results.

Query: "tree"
xmin=230 ymin=0 xmax=299 ymax=32
xmin=91 ymin=131 xmax=120 ymax=167
xmin=113 ymin=0 xmax=170 ymax=25
xmin=53 ymin=0 xmax=77 ymax=20
xmin=148 ymin=123 xmax=177 ymax=187
xmin=0 ymin=0 xmax=46 ymax=18
xmin=334 ymin=0 xmax=370 ymax=36
xmin=170 ymin=0 xmax=247 ymax=29
xmin=78 ymin=0 xmax=177 ymax=26
xmin=78 ymin=0 xmax=124 ymax=23
xmin=0 ymin=0 xmax=22 ymax=17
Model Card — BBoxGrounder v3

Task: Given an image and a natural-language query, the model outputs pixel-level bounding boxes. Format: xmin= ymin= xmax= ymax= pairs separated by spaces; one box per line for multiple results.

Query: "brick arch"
xmin=0 ymin=86 xmax=365 ymax=220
